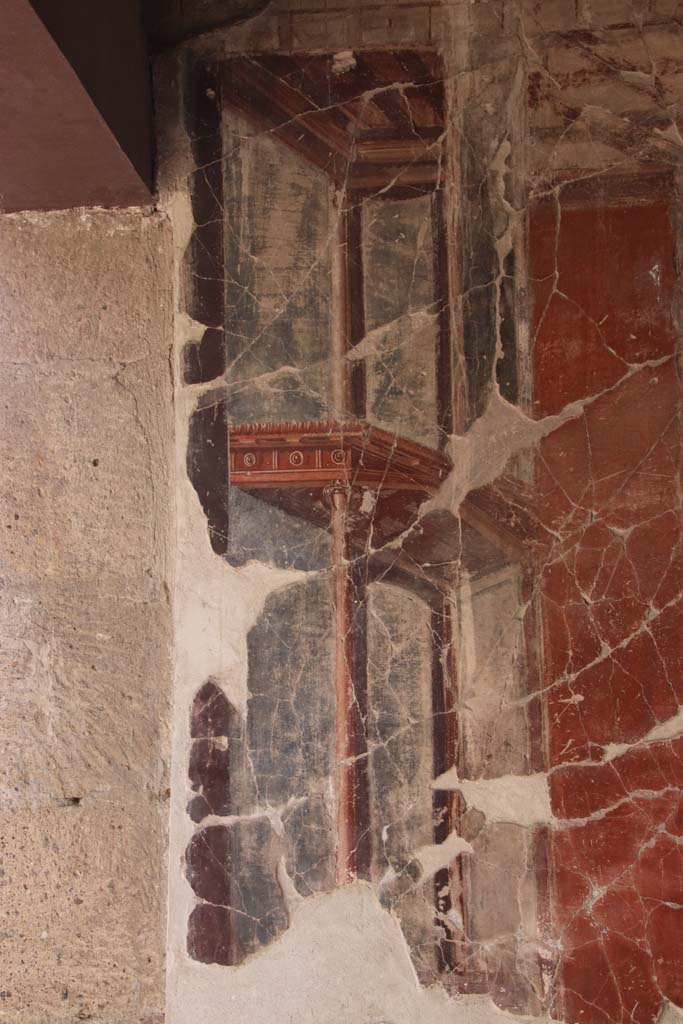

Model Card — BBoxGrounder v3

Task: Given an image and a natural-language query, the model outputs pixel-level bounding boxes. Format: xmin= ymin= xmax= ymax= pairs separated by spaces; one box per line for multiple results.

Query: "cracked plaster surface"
xmin=158 ymin=2 xmax=683 ymax=1022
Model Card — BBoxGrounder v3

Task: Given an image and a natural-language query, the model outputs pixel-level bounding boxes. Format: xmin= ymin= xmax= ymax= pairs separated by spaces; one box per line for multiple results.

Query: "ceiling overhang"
xmin=1 ymin=0 xmax=153 ymax=213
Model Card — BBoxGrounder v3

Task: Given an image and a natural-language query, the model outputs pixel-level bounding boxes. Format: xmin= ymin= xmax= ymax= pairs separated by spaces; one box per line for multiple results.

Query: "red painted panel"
xmin=531 ymin=202 xmax=676 ymax=417
xmin=531 ymin=199 xmax=683 ymax=1024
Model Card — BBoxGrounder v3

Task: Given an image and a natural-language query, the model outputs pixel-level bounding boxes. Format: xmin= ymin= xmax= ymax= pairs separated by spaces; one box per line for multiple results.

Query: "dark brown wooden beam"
xmin=143 ymin=0 xmax=268 ymax=49
xmin=330 ymin=484 xmax=353 ymax=883
xmin=348 ymin=161 xmax=441 ymax=191
xmin=355 ymin=133 xmax=443 ymax=163
xmin=344 ymin=197 xmax=367 ymax=418
xmin=431 ymin=601 xmax=463 ymax=973
xmin=29 ymin=0 xmax=153 ymax=190
xmin=433 ymin=188 xmax=455 ymax=442
xmin=1 ymin=0 xmax=152 ymax=212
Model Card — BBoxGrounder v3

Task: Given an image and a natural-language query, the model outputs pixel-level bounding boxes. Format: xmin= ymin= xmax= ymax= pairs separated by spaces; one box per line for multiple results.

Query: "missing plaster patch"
xmin=432 ymin=769 xmax=553 ymax=826
xmin=412 ymin=830 xmax=473 ymax=880
xmin=603 ymin=706 xmax=683 ymax=761
xmin=332 ymin=50 xmax=356 ymax=75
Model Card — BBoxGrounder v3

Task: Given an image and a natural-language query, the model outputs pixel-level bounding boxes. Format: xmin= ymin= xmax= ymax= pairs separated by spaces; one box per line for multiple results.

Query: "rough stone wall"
xmin=0 ymin=209 xmax=174 ymax=1024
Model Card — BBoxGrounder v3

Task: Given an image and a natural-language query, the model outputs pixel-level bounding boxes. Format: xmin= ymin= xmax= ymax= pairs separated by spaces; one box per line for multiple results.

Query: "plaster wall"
xmin=1 ymin=1 xmax=680 ymax=1023
xmin=158 ymin=2 xmax=683 ymax=1022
